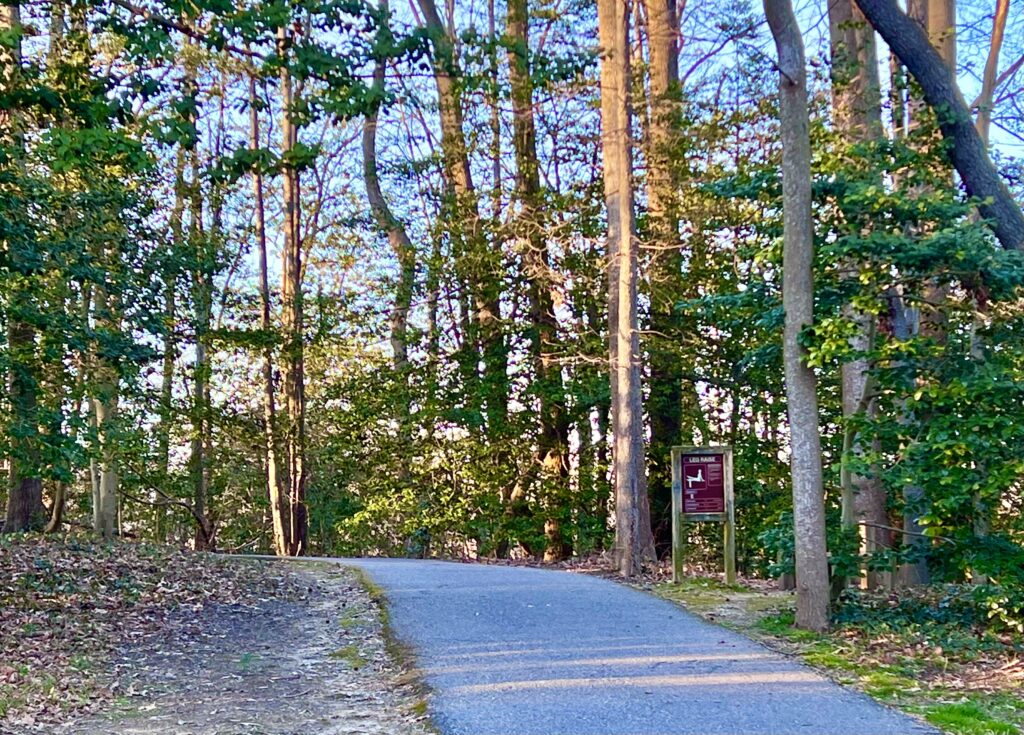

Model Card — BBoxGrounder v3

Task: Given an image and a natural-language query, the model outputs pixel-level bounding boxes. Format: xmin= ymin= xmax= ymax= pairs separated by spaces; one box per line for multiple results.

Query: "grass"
xmin=925 ymin=703 xmax=1019 ymax=735
xmin=646 ymin=579 xmax=1023 ymax=735
xmin=237 ymin=652 xmax=260 ymax=672
xmin=337 ymin=607 xmax=363 ymax=628
xmin=329 ymin=644 xmax=368 ymax=669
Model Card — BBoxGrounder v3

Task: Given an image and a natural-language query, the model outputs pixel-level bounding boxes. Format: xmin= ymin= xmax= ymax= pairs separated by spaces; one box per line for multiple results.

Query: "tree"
xmin=507 ymin=0 xmax=572 ymax=561
xmin=155 ymin=147 xmax=186 ymax=543
xmin=856 ymin=0 xmax=1024 ymax=250
xmin=764 ymin=0 xmax=831 ymax=631
xmin=363 ymin=7 xmax=415 ymax=399
xmin=1 ymin=0 xmax=46 ymax=533
xmin=417 ymin=0 xmax=508 ymax=440
xmin=641 ymin=0 xmax=684 ymax=552
xmin=90 ymin=258 xmax=122 ymax=540
xmin=827 ymin=0 xmax=888 ymax=589
xmin=186 ymin=51 xmax=216 ymax=551
xmin=249 ymin=62 xmax=288 ymax=558
xmin=598 ymin=0 xmax=655 ymax=576
xmin=278 ymin=19 xmax=309 ymax=556
xmin=975 ymin=0 xmax=1010 ymax=147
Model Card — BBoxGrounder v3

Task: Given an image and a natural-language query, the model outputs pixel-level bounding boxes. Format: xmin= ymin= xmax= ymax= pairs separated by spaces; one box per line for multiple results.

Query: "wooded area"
xmin=2 ymin=0 xmax=1024 ymax=633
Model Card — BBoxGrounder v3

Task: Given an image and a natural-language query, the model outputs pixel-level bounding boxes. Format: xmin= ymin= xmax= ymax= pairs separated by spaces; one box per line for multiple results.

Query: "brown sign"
xmin=681 ymin=453 xmax=725 ymax=514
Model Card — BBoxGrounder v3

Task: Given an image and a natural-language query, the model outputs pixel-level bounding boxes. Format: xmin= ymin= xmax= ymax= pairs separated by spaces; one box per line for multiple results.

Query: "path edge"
xmin=343 ymin=563 xmax=444 ymax=735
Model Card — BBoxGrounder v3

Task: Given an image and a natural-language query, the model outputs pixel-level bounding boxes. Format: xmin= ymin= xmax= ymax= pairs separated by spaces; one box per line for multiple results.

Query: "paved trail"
xmin=344 ymin=559 xmax=936 ymax=735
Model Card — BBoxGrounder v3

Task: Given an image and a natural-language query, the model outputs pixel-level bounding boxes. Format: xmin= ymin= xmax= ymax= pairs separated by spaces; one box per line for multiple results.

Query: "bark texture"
xmin=249 ymin=68 xmax=288 ymax=557
xmin=765 ymin=0 xmax=831 ymax=632
xmin=828 ymin=0 xmax=889 ymax=589
xmin=598 ymin=0 xmax=656 ymax=576
xmin=642 ymin=0 xmax=683 ymax=553
xmin=279 ymin=25 xmax=308 ymax=556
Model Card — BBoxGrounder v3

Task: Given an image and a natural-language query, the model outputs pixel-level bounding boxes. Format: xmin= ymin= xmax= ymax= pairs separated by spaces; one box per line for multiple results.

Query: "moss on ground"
xmin=329 ymin=644 xmax=368 ymax=669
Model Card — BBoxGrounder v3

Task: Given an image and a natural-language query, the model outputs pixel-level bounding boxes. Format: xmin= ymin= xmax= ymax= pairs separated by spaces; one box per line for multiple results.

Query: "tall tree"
xmin=249 ymin=64 xmax=288 ymax=558
xmin=765 ymin=0 xmax=831 ymax=631
xmin=418 ymin=0 xmax=508 ymax=439
xmin=156 ymin=148 xmax=186 ymax=543
xmin=278 ymin=21 xmax=309 ymax=556
xmin=599 ymin=0 xmax=655 ymax=575
xmin=894 ymin=0 xmax=958 ymax=587
xmin=827 ymin=0 xmax=889 ymax=589
xmin=507 ymin=0 xmax=572 ymax=561
xmin=187 ymin=60 xmax=215 ymax=551
xmin=1 ymin=0 xmax=46 ymax=533
xmin=363 ymin=5 xmax=415 ymax=409
xmin=362 ymin=4 xmax=421 ymax=546
xmin=641 ymin=0 xmax=684 ymax=551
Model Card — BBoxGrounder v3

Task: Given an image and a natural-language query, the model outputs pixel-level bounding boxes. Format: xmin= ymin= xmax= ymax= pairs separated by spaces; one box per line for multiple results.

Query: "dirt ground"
xmin=5 ymin=562 xmax=432 ymax=735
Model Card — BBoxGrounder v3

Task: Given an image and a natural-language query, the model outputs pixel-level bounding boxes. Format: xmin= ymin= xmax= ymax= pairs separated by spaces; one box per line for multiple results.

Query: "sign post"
xmin=670 ymin=446 xmax=735 ymax=585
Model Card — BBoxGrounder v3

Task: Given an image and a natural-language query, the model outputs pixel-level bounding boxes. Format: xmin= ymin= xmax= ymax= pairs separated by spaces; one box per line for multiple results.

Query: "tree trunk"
xmin=827 ymin=0 xmax=890 ymax=589
xmin=507 ymin=0 xmax=572 ymax=561
xmin=765 ymin=0 xmax=831 ymax=632
xmin=155 ymin=149 xmax=185 ymax=544
xmin=91 ymin=280 xmax=120 ymax=540
xmin=249 ymin=65 xmax=288 ymax=557
xmin=279 ymin=24 xmax=308 ymax=556
xmin=363 ymin=10 xmax=421 ymax=549
xmin=89 ymin=408 xmax=100 ymax=531
xmin=487 ymin=0 xmax=501 ymax=214
xmin=641 ymin=0 xmax=683 ymax=555
xmin=896 ymin=0 xmax=958 ymax=587
xmin=363 ymin=11 xmax=416 ymax=389
xmin=1 ymin=0 xmax=46 ymax=534
xmin=186 ymin=79 xmax=215 ymax=551
xmin=599 ymin=0 xmax=656 ymax=576
xmin=5 ymin=311 xmax=44 ymax=534
xmin=856 ymin=0 xmax=1024 ymax=250
xmin=417 ymin=0 xmax=508 ymax=437
xmin=975 ymin=0 xmax=1009 ymax=147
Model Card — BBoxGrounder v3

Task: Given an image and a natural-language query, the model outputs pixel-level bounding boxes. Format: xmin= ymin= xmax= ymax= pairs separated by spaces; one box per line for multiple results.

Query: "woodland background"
xmin=2 ymin=0 xmax=1024 ymax=630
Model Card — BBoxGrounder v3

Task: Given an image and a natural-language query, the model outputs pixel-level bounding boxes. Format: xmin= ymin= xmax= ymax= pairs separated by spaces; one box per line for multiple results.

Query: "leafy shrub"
xmin=835 ymin=583 xmax=1024 ymax=649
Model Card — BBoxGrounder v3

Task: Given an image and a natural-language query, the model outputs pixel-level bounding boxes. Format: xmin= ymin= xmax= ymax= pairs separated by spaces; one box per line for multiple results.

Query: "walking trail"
xmin=344 ymin=558 xmax=938 ymax=735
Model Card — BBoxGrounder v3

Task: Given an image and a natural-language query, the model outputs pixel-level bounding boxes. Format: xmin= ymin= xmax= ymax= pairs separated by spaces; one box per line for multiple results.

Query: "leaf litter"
xmin=0 ymin=535 xmax=433 ymax=734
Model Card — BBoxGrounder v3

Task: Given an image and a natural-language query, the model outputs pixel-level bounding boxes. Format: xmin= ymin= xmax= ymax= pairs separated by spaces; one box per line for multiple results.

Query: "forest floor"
xmin=642 ymin=573 xmax=1024 ymax=735
xmin=0 ymin=537 xmax=432 ymax=735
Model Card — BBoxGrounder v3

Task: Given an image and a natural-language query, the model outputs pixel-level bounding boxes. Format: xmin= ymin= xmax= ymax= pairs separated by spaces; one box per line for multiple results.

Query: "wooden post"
xmin=671 ymin=447 xmax=684 ymax=583
xmin=723 ymin=446 xmax=736 ymax=585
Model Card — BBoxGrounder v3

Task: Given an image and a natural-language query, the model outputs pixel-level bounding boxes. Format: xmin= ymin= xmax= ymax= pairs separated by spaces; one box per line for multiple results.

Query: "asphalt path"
xmin=343 ymin=558 xmax=937 ymax=735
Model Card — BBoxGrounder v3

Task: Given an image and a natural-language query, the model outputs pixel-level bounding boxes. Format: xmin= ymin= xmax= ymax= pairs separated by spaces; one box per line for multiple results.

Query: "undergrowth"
xmin=651 ymin=577 xmax=1023 ymax=735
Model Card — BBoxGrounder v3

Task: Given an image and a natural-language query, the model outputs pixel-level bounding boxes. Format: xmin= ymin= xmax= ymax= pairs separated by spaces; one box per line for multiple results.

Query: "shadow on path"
xmin=340 ymin=558 xmax=938 ymax=735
